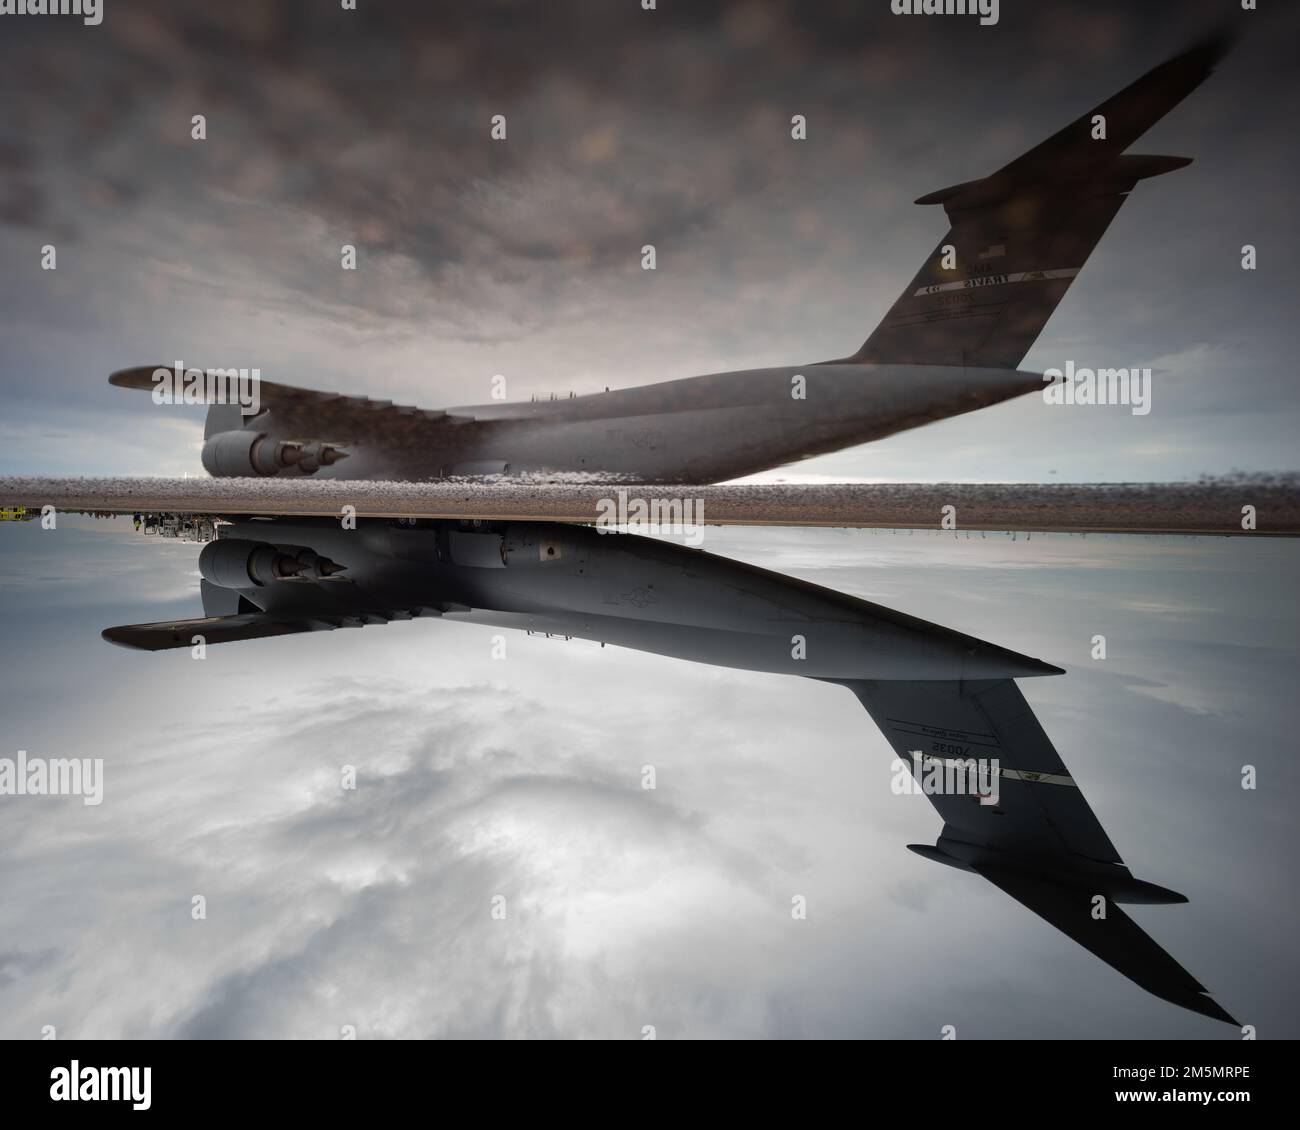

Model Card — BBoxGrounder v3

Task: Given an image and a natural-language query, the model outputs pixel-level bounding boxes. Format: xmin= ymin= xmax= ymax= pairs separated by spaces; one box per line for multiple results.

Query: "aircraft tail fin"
xmin=830 ymin=29 xmax=1233 ymax=369
xmin=845 ymin=675 xmax=1237 ymax=1024
xmin=976 ymin=864 xmax=1239 ymax=1026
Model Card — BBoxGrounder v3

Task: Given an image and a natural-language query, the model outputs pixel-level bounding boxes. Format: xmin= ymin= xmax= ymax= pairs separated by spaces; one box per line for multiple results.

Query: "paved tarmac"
xmin=2 ymin=476 xmax=1297 ymax=535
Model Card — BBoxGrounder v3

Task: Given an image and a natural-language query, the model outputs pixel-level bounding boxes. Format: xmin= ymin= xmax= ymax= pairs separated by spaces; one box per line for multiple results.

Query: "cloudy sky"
xmin=0 ymin=515 xmax=1296 ymax=1038
xmin=1 ymin=0 xmax=1296 ymax=482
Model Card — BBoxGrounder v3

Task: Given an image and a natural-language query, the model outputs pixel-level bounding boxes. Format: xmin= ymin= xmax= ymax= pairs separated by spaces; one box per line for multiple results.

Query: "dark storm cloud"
xmin=0 ymin=0 xmax=1296 ymax=479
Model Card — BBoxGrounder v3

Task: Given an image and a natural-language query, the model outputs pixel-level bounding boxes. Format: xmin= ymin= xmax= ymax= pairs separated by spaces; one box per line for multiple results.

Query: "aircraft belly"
xmin=487 ymin=403 xmax=879 ymax=481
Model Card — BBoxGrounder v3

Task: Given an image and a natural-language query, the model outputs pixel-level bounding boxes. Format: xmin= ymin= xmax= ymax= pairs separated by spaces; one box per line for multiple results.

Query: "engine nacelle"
xmin=201 ymin=430 xmax=348 ymax=477
xmin=200 ymin=539 xmax=344 ymax=588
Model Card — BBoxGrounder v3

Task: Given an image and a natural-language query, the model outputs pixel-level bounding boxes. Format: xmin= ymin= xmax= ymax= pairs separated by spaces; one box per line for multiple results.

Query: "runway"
xmin=2 ymin=475 xmax=1297 ymax=535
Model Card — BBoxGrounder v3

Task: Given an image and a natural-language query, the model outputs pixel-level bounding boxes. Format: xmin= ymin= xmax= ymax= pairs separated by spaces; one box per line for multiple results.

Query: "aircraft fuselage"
xmin=224 ymin=363 xmax=1042 ymax=483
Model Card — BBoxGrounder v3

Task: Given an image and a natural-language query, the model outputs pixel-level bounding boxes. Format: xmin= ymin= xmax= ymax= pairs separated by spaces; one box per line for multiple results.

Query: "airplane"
xmin=103 ymin=515 xmax=1238 ymax=1027
xmin=108 ymin=32 xmax=1232 ymax=484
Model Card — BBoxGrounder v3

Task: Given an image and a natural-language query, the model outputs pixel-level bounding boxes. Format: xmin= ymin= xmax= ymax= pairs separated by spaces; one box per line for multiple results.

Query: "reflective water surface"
xmin=1 ymin=514 xmax=1296 ymax=1038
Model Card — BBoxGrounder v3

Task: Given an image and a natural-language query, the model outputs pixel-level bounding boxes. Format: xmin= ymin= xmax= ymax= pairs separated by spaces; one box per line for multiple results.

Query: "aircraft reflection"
xmin=104 ymin=515 xmax=1235 ymax=1026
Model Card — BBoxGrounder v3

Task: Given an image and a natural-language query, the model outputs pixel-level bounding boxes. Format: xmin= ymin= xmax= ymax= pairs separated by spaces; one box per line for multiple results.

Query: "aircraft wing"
xmin=108 ymin=366 xmax=481 ymax=444
xmin=101 ymin=607 xmax=444 ymax=651
xmin=840 ymin=676 xmax=1237 ymax=1025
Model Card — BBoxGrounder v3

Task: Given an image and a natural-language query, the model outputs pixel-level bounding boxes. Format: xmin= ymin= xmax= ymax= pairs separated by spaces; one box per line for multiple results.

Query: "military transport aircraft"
xmin=108 ymin=32 xmax=1232 ymax=484
xmin=103 ymin=516 xmax=1237 ymax=1027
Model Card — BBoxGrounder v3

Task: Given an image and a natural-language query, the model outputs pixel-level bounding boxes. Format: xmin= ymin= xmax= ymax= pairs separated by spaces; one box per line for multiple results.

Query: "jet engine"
xmin=199 ymin=539 xmax=345 ymax=588
xmin=200 ymin=430 xmax=348 ymax=477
